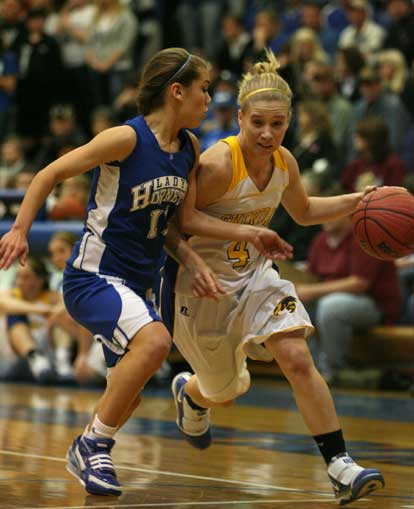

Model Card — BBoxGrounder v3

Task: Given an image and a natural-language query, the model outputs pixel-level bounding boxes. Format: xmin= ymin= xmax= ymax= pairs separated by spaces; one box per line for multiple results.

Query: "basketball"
xmin=352 ymin=186 xmax=414 ymax=260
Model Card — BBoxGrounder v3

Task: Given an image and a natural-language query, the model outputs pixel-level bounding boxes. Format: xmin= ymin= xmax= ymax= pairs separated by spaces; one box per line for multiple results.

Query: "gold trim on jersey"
xmin=222 ymin=136 xmax=288 ymax=194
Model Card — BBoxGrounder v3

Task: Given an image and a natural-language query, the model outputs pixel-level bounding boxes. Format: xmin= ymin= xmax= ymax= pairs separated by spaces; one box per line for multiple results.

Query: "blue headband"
xmin=166 ymin=54 xmax=193 ymax=85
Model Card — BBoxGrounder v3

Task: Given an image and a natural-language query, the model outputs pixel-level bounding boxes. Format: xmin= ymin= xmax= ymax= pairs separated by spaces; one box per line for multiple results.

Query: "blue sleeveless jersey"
xmin=67 ymin=115 xmax=195 ymax=293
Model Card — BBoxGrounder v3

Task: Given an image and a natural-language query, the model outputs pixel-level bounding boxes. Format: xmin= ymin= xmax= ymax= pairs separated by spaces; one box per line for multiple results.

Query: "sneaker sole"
xmin=171 ymin=371 xmax=192 ymax=433
xmin=339 ymin=473 xmax=385 ymax=506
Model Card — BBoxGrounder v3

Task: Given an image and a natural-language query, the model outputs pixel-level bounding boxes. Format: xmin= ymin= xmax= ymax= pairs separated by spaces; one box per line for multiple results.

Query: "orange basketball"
xmin=352 ymin=186 xmax=414 ymax=260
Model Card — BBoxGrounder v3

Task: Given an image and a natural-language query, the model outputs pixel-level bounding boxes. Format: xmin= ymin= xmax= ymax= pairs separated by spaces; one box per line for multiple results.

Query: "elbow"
xmin=180 ymin=217 xmax=196 ymax=235
xmin=291 ymin=213 xmax=310 ymax=226
xmin=176 ymin=213 xmax=193 ymax=235
xmin=296 ymin=217 xmax=311 ymax=226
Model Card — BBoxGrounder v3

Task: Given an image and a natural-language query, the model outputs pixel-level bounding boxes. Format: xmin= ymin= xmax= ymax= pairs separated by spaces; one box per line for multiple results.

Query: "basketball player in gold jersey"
xmin=161 ymin=50 xmax=384 ymax=506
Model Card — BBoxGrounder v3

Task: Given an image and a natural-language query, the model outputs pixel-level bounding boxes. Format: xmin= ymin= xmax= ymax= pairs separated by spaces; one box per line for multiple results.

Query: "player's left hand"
xmin=361 ymin=185 xmax=378 ymax=198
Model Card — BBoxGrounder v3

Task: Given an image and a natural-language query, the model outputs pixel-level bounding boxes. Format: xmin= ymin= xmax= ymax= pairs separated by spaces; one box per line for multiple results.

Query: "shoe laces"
xmin=89 ymin=451 xmax=115 ymax=474
xmin=83 ymin=437 xmax=116 ymax=475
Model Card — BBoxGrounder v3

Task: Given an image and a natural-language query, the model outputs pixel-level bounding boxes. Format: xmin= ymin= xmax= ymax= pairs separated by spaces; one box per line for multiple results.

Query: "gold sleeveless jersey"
xmin=175 ymin=136 xmax=289 ymax=295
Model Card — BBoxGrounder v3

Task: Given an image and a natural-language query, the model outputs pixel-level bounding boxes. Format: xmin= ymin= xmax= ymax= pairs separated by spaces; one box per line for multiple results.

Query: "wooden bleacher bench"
xmin=352 ymin=325 xmax=414 ymax=365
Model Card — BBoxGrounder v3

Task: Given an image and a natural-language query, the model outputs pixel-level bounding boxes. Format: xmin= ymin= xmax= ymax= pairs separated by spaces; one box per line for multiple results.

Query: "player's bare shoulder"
xmin=199 ymin=141 xmax=232 ymax=186
xmin=197 ymin=141 xmax=233 ymax=206
xmin=279 ymin=146 xmax=296 ymax=167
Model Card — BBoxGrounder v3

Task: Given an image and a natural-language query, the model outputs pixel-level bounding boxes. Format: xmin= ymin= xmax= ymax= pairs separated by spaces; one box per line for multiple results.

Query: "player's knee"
xmin=148 ymin=333 xmax=171 ymax=367
xmin=279 ymin=345 xmax=313 ymax=379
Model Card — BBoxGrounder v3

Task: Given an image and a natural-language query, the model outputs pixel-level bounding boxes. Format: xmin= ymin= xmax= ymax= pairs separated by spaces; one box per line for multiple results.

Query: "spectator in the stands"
xmin=5 ymin=257 xmax=65 ymax=383
xmin=216 ymin=13 xmax=253 ymax=77
xmin=335 ymin=46 xmax=366 ymax=103
xmin=200 ymin=91 xmax=238 ymax=152
xmin=0 ymin=0 xmax=26 ymax=51
xmin=401 ymin=60 xmax=414 ymax=123
xmin=130 ymin=0 xmax=162 ymax=71
xmin=321 ymin=1 xmax=350 ymax=40
xmin=174 ymin=0 xmax=223 ymax=59
xmin=296 ymin=212 xmax=401 ymax=383
xmin=305 ymin=61 xmax=355 ymax=166
xmin=352 ymin=64 xmax=411 ymax=159
xmin=376 ymin=48 xmax=408 ymax=93
xmin=0 ymin=38 xmax=18 ymax=143
xmin=384 ymin=0 xmax=414 ymax=66
xmin=292 ymin=100 xmax=337 ymax=176
xmin=243 ymin=9 xmax=290 ymax=67
xmin=0 ymin=135 xmax=26 ymax=188
xmin=49 ymin=0 xmax=96 ymax=134
xmin=3 ymin=168 xmax=47 ymax=220
xmin=341 ymin=116 xmax=408 ymax=192
xmin=84 ymin=0 xmax=137 ymax=107
xmin=113 ymin=75 xmax=139 ymax=123
xmin=35 ymin=104 xmax=86 ymax=168
xmin=91 ymin=106 xmax=118 ymax=136
xmin=289 ymin=28 xmax=328 ymax=97
xmin=13 ymin=7 xmax=64 ymax=155
xmin=338 ymin=0 xmax=386 ymax=60
xmin=299 ymin=1 xmax=339 ymax=58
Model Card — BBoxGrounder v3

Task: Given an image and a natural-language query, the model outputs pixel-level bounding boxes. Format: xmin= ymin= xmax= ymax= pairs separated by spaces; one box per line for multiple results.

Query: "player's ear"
xmin=237 ymin=108 xmax=243 ymax=127
xmin=170 ymin=83 xmax=184 ymax=100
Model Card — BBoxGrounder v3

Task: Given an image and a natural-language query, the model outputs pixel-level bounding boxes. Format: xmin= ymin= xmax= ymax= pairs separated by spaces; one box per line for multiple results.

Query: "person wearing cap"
xmin=350 ymin=64 xmax=411 ymax=161
xmin=0 ymin=47 xmax=288 ymax=497
xmin=34 ymin=104 xmax=87 ymax=168
xmin=305 ymin=61 xmax=355 ymax=166
xmin=200 ymin=91 xmax=238 ymax=151
xmin=338 ymin=0 xmax=386 ymax=59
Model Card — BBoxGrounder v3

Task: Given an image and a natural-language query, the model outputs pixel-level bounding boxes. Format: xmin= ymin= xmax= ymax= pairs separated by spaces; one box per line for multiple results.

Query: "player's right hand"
xmin=188 ymin=256 xmax=226 ymax=301
xmin=0 ymin=228 xmax=29 ymax=269
xmin=250 ymin=227 xmax=293 ymax=261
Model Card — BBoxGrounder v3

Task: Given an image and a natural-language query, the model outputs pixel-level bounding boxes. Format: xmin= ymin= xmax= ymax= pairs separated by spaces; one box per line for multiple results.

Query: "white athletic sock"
xmin=84 ymin=415 xmax=117 ymax=440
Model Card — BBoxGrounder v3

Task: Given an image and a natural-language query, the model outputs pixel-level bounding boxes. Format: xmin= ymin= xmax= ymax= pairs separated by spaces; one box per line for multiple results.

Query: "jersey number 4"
xmin=227 ymin=241 xmax=250 ymax=268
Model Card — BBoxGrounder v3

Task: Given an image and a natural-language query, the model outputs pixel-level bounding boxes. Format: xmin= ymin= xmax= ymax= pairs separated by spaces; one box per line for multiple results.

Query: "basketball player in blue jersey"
xmin=0 ymin=47 xmax=292 ymax=497
xmin=162 ymin=50 xmax=384 ymax=506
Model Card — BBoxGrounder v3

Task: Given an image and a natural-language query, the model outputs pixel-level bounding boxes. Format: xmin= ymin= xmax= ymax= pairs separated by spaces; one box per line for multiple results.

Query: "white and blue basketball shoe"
xmin=328 ymin=453 xmax=384 ymax=505
xmin=66 ymin=435 xmax=121 ymax=496
xmin=171 ymin=372 xmax=211 ymax=450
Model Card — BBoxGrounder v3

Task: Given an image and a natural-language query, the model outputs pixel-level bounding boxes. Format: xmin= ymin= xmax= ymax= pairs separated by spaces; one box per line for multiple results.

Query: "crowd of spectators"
xmin=0 ymin=0 xmax=413 ymax=387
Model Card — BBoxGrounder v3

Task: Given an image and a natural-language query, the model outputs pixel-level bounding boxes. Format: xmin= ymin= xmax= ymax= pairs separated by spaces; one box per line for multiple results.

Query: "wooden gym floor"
xmin=0 ymin=379 xmax=413 ymax=509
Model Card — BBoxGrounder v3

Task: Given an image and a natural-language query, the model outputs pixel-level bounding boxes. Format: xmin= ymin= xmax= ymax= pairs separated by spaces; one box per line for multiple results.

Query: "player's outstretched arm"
xmin=281 ymin=148 xmax=376 ymax=226
xmin=0 ymin=126 xmax=136 ymax=270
